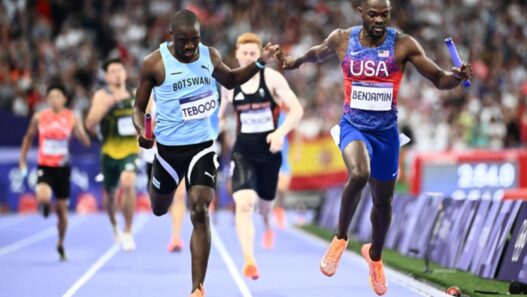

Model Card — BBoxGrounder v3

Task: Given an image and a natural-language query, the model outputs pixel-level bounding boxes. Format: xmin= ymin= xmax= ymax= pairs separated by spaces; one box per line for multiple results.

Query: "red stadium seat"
xmin=18 ymin=193 xmax=37 ymax=214
xmin=76 ymin=193 xmax=97 ymax=214
xmin=136 ymin=192 xmax=151 ymax=212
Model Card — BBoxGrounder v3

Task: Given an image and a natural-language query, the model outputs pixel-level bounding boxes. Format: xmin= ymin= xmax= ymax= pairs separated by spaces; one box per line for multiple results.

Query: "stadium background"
xmin=1 ymin=0 xmax=527 ymax=295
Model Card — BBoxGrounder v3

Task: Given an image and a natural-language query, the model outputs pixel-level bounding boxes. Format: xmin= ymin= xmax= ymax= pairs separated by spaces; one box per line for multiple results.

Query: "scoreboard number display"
xmin=411 ymin=150 xmax=527 ymax=199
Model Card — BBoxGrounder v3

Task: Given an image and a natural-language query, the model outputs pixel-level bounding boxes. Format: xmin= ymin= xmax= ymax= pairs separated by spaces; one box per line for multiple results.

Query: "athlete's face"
xmin=359 ymin=0 xmax=391 ymax=39
xmin=47 ymin=89 xmax=67 ymax=110
xmin=171 ymin=23 xmax=201 ymax=62
xmin=105 ymin=63 xmax=127 ymax=87
xmin=235 ymin=43 xmax=261 ymax=67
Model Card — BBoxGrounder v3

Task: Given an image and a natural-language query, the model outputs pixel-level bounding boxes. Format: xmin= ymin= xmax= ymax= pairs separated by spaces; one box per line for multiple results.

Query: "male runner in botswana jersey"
xmin=133 ymin=10 xmax=279 ymax=297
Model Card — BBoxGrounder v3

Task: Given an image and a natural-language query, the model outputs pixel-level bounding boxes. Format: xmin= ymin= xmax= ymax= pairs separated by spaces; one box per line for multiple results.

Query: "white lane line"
xmin=0 ymin=216 xmax=88 ymax=257
xmin=61 ymin=244 xmax=120 ymax=297
xmin=210 ymin=223 xmax=253 ymax=297
xmin=61 ymin=215 xmax=150 ymax=297
xmin=286 ymin=227 xmax=451 ymax=297
xmin=0 ymin=216 xmax=29 ymax=231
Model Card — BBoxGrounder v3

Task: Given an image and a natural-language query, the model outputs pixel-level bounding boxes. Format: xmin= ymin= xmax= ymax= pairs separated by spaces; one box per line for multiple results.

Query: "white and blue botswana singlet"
xmin=154 ymin=42 xmax=219 ymax=145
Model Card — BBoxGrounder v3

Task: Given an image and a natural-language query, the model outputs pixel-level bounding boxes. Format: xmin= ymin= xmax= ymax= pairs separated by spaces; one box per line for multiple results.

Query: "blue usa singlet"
xmin=341 ymin=26 xmax=403 ymax=131
xmin=153 ymin=42 xmax=219 ymax=145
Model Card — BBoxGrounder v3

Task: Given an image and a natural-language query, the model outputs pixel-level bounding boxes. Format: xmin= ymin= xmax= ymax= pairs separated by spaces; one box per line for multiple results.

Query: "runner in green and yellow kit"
xmin=86 ymin=58 xmax=139 ymax=251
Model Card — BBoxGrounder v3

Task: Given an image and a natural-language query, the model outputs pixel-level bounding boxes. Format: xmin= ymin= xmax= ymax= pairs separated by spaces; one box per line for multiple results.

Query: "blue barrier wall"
xmin=317 ymin=188 xmax=527 ymax=283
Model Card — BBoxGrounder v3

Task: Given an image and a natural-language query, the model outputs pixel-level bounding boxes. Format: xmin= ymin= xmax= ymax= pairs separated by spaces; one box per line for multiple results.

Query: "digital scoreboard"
xmin=411 ymin=150 xmax=527 ymax=199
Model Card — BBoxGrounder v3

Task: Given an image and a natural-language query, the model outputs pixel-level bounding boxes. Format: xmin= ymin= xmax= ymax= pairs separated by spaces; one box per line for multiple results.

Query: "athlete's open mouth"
xmin=373 ymin=26 xmax=385 ymax=33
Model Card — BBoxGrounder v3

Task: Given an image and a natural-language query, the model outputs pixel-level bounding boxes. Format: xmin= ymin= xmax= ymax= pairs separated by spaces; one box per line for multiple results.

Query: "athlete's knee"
xmin=190 ymin=203 xmax=209 ymax=224
xmin=348 ymin=167 xmax=370 ymax=188
xmin=104 ymin=191 xmax=116 ymax=203
xmin=56 ymin=200 xmax=68 ymax=213
xmin=152 ymin=207 xmax=169 ymax=217
xmin=149 ymin=192 xmax=172 ymax=216
xmin=120 ymin=171 xmax=136 ymax=191
xmin=151 ymin=199 xmax=170 ymax=216
xmin=234 ymin=192 xmax=257 ymax=214
xmin=36 ymin=184 xmax=52 ymax=200
xmin=257 ymin=199 xmax=272 ymax=216
xmin=372 ymin=196 xmax=392 ymax=210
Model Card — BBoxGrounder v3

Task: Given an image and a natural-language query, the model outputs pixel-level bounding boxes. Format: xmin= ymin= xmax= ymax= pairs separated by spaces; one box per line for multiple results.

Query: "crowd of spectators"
xmin=0 ymin=0 xmax=526 ymax=151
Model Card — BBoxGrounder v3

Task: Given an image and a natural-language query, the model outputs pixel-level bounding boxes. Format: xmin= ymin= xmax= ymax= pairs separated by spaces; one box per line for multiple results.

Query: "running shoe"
xmin=243 ymin=262 xmax=260 ymax=280
xmin=57 ymin=245 xmax=67 ymax=261
xmin=262 ymin=229 xmax=275 ymax=250
xmin=167 ymin=239 xmax=184 ymax=253
xmin=320 ymin=236 xmax=348 ymax=276
xmin=122 ymin=232 xmax=136 ymax=251
xmin=361 ymin=243 xmax=387 ymax=296
xmin=190 ymin=284 xmax=205 ymax=297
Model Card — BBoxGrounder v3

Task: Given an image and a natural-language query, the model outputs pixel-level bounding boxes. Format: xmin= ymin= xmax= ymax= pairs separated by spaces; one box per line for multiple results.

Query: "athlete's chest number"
xmin=117 ymin=117 xmax=136 ymax=136
xmin=240 ymin=108 xmax=274 ymax=133
xmin=350 ymin=81 xmax=393 ymax=111
xmin=180 ymin=91 xmax=217 ymax=121
xmin=42 ymin=139 xmax=68 ymax=156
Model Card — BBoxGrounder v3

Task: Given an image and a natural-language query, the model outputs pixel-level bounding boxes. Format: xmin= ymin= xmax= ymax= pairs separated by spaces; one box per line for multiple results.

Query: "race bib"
xmin=117 ymin=117 xmax=136 ymax=136
xmin=240 ymin=108 xmax=275 ymax=133
xmin=349 ymin=81 xmax=393 ymax=111
xmin=180 ymin=91 xmax=217 ymax=121
xmin=42 ymin=139 xmax=68 ymax=156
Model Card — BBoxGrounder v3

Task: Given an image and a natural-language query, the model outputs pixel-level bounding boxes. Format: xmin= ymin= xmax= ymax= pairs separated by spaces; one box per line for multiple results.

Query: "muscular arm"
xmin=19 ymin=113 xmax=39 ymax=168
xmin=73 ymin=115 xmax=91 ymax=147
xmin=211 ymin=42 xmax=279 ymax=90
xmin=218 ymin=86 xmax=233 ymax=132
xmin=404 ymin=35 xmax=465 ymax=90
xmin=85 ymin=90 xmax=111 ymax=133
xmin=210 ymin=47 xmax=263 ymax=90
xmin=267 ymin=69 xmax=304 ymax=137
xmin=133 ymin=54 xmax=157 ymax=136
xmin=283 ymin=28 xmax=343 ymax=69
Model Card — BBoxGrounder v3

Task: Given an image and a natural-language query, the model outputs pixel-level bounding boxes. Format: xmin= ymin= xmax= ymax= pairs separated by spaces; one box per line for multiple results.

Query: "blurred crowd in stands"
xmin=1 ymin=0 xmax=526 ymax=151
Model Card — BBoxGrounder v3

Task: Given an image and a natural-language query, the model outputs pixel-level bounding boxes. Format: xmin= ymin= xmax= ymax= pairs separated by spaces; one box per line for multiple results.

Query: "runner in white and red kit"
xmin=19 ymin=84 xmax=91 ymax=261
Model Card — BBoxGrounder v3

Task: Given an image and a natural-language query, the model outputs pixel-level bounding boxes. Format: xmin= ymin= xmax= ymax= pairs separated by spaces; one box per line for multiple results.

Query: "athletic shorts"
xmin=231 ymin=150 xmax=282 ymax=201
xmin=101 ymin=154 xmax=138 ymax=192
xmin=151 ymin=140 xmax=217 ymax=194
xmin=146 ymin=162 xmax=153 ymax=189
xmin=336 ymin=117 xmax=399 ymax=181
xmin=36 ymin=165 xmax=71 ymax=199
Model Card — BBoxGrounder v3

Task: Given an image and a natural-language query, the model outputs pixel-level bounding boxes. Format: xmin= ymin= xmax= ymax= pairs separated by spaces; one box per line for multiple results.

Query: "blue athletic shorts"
xmin=336 ymin=117 xmax=399 ymax=181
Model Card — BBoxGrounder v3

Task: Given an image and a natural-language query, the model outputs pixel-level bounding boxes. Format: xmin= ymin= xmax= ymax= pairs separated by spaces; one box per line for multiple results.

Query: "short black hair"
xmin=102 ymin=57 xmax=124 ymax=72
xmin=360 ymin=0 xmax=391 ymax=7
xmin=46 ymin=82 xmax=72 ymax=106
xmin=46 ymin=83 xmax=68 ymax=97
xmin=170 ymin=9 xmax=199 ymax=31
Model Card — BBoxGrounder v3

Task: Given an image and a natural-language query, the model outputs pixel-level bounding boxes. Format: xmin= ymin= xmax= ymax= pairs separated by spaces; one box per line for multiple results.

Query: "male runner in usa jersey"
xmin=280 ymin=0 xmax=472 ymax=295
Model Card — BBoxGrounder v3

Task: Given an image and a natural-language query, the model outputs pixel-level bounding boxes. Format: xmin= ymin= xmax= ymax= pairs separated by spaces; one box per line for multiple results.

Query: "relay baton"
xmin=444 ymin=37 xmax=471 ymax=88
xmin=144 ymin=113 xmax=153 ymax=138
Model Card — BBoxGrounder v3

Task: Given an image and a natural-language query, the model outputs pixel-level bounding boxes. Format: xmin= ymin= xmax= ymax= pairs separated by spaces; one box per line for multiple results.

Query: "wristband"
xmin=255 ymin=58 xmax=266 ymax=69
